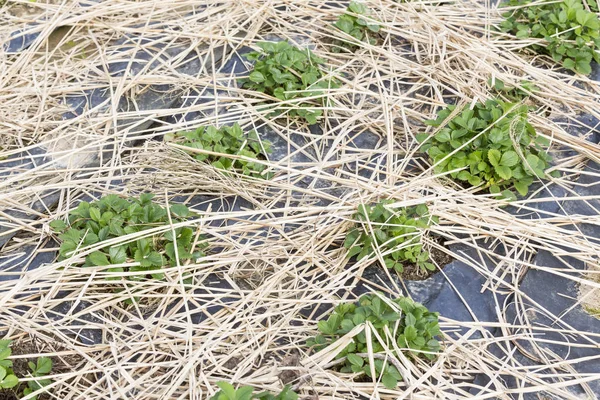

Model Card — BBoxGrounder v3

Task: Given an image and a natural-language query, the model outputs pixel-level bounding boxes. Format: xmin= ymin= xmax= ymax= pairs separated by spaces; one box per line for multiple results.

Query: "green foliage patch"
xmin=417 ymin=100 xmax=553 ymax=200
xmin=308 ymin=294 xmax=441 ymax=389
xmin=0 ymin=340 xmax=18 ymax=390
xmin=333 ymin=1 xmax=380 ymax=52
xmin=241 ymin=41 xmax=339 ymax=125
xmin=344 ymin=200 xmax=438 ymax=275
xmin=51 ymin=194 xmax=205 ymax=281
xmin=0 ymin=340 xmax=53 ymax=400
xmin=166 ymin=123 xmax=272 ymax=179
xmin=22 ymin=357 xmax=53 ymax=400
xmin=210 ymin=382 xmax=297 ymax=400
xmin=500 ymin=0 xmax=600 ymax=75
xmin=488 ymin=77 xmax=538 ymax=100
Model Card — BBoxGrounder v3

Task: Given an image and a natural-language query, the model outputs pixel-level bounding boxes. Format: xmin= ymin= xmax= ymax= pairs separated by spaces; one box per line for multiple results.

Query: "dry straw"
xmin=1 ymin=0 xmax=599 ymax=398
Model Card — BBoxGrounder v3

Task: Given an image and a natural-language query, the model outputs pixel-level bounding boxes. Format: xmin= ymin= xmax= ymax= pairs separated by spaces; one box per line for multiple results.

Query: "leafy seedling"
xmin=500 ymin=0 xmax=600 ymax=75
xmin=487 ymin=77 xmax=538 ymax=100
xmin=344 ymin=200 xmax=438 ymax=275
xmin=51 ymin=194 xmax=205 ymax=284
xmin=308 ymin=294 xmax=441 ymax=389
xmin=333 ymin=1 xmax=380 ymax=52
xmin=22 ymin=357 xmax=53 ymax=400
xmin=166 ymin=123 xmax=273 ymax=179
xmin=0 ymin=340 xmax=18 ymax=390
xmin=416 ymin=100 xmax=554 ymax=200
xmin=210 ymin=381 xmax=298 ymax=400
xmin=241 ymin=41 xmax=339 ymax=125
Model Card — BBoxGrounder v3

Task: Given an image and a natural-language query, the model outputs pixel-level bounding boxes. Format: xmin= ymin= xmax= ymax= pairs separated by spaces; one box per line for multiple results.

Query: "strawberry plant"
xmin=166 ymin=123 xmax=272 ymax=179
xmin=416 ymin=100 xmax=553 ymax=200
xmin=51 ymin=194 xmax=205 ymax=281
xmin=210 ymin=382 xmax=297 ymax=400
xmin=22 ymin=357 xmax=52 ymax=400
xmin=0 ymin=340 xmax=54 ymax=400
xmin=241 ymin=41 xmax=339 ymax=125
xmin=344 ymin=200 xmax=438 ymax=275
xmin=307 ymin=294 xmax=441 ymax=389
xmin=333 ymin=1 xmax=380 ymax=52
xmin=500 ymin=0 xmax=600 ymax=75
xmin=488 ymin=77 xmax=538 ymax=100
xmin=0 ymin=340 xmax=18 ymax=390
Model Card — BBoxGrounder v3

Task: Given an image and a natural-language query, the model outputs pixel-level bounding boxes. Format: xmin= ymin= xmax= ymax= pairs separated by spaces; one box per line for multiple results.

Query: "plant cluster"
xmin=22 ymin=358 xmax=53 ymax=400
xmin=210 ymin=382 xmax=297 ymax=400
xmin=166 ymin=123 xmax=272 ymax=179
xmin=417 ymin=100 xmax=553 ymax=199
xmin=0 ymin=340 xmax=53 ymax=400
xmin=500 ymin=0 xmax=600 ymax=75
xmin=241 ymin=41 xmax=339 ymax=125
xmin=51 ymin=194 xmax=205 ymax=281
xmin=333 ymin=2 xmax=380 ymax=52
xmin=0 ymin=340 xmax=17 ymax=390
xmin=307 ymin=294 xmax=441 ymax=389
xmin=344 ymin=200 xmax=437 ymax=274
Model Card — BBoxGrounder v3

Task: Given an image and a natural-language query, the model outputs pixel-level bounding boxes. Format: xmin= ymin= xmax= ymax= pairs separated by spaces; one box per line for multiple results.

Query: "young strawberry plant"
xmin=51 ymin=194 xmax=205 ymax=281
xmin=500 ymin=0 xmax=600 ymax=75
xmin=22 ymin=357 xmax=53 ymax=400
xmin=166 ymin=123 xmax=272 ymax=179
xmin=0 ymin=340 xmax=18 ymax=390
xmin=240 ymin=41 xmax=339 ymax=125
xmin=307 ymin=294 xmax=441 ymax=389
xmin=416 ymin=100 xmax=553 ymax=200
xmin=210 ymin=381 xmax=297 ymax=400
xmin=0 ymin=340 xmax=54 ymax=400
xmin=333 ymin=1 xmax=380 ymax=52
xmin=488 ymin=77 xmax=538 ymax=100
xmin=344 ymin=200 xmax=438 ymax=275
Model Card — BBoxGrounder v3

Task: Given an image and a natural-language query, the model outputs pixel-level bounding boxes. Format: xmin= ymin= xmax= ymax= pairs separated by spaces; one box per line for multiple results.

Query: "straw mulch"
xmin=1 ymin=0 xmax=599 ymax=399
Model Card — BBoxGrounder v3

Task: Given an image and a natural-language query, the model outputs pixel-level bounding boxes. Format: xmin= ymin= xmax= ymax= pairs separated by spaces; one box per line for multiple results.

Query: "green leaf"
xmin=415 ymin=133 xmax=429 ymax=143
xmin=88 ymin=251 xmax=110 ymax=266
xmin=382 ymin=373 xmax=398 ymax=389
xmin=468 ymin=175 xmax=482 ymax=186
xmin=563 ymin=58 xmax=576 ymax=70
xmin=0 ymin=373 xmax=18 ymax=389
xmin=0 ymin=348 xmax=11 ymax=362
xmin=335 ymin=18 xmax=354 ymax=34
xmin=514 ymin=181 xmax=529 ymax=196
xmin=488 ymin=149 xmax=501 ymax=167
xmin=404 ymin=325 xmax=417 ymax=341
xmin=347 ymin=353 xmax=364 ymax=367
xmin=215 ymin=382 xmax=237 ymax=399
xmin=367 ymin=24 xmax=380 ymax=33
xmin=248 ymin=71 xmax=265 ymax=83
xmin=575 ymin=60 xmax=592 ymax=75
xmin=235 ymin=386 xmax=254 ymax=400
xmin=501 ymin=190 xmax=517 ymax=202
xmin=89 ymin=207 xmax=101 ymax=222
xmin=516 ymin=29 xmax=529 ymax=38
xmin=34 ymin=357 xmax=52 ymax=375
xmin=146 ymin=252 xmax=164 ymax=267
xmin=495 ymin=165 xmax=513 ymax=180
xmin=349 ymin=1 xmax=368 ymax=14
xmin=500 ymin=151 xmax=519 ymax=167
xmin=170 ymin=204 xmax=190 ymax=218
xmin=525 ymin=154 xmax=541 ymax=171
xmin=434 ymin=130 xmax=451 ymax=142
xmin=109 ymin=246 xmax=127 ymax=264
xmin=49 ymin=220 xmax=67 ymax=232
